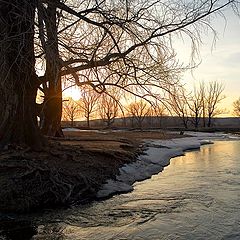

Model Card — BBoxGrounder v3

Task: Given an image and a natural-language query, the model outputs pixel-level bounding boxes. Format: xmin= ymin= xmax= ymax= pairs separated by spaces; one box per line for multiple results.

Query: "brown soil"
xmin=0 ymin=130 xmax=183 ymax=213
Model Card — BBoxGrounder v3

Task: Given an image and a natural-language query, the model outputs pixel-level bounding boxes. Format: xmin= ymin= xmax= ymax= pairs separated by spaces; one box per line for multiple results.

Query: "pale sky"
xmin=64 ymin=8 xmax=240 ymax=117
xmin=177 ymin=9 xmax=240 ymax=116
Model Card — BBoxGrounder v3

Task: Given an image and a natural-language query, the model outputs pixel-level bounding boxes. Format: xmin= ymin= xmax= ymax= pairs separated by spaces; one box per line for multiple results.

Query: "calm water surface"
xmin=3 ymin=140 xmax=240 ymax=240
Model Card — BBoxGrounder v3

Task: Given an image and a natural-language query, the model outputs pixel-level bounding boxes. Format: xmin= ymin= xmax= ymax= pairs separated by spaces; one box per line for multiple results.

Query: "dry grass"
xmin=62 ymin=129 xmax=183 ymax=151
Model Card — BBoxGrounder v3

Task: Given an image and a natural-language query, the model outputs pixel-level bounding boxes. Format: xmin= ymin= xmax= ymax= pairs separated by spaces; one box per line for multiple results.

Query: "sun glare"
xmin=64 ymin=87 xmax=81 ymax=101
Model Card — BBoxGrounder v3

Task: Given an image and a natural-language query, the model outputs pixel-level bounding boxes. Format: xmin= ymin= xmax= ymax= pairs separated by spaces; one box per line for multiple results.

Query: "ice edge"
xmin=96 ymin=132 xmax=234 ymax=198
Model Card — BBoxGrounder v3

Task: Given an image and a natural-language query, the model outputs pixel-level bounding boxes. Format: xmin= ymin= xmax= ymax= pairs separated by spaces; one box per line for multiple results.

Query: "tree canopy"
xmin=0 ymin=0 xmax=239 ymax=148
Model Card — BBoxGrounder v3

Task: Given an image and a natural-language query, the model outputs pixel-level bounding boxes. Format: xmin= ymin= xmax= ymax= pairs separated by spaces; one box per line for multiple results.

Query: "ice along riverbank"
xmin=97 ymin=132 xmax=237 ymax=198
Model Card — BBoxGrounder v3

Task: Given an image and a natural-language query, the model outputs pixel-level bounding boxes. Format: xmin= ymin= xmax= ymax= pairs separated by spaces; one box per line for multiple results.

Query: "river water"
xmin=1 ymin=140 xmax=240 ymax=240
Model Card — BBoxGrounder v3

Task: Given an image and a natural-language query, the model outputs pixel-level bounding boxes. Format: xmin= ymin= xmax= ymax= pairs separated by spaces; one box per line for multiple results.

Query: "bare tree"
xmin=127 ymin=99 xmax=151 ymax=129
xmin=36 ymin=0 xmax=63 ymax=137
xmin=146 ymin=100 xmax=166 ymax=128
xmin=205 ymin=81 xmax=225 ymax=127
xmin=78 ymin=87 xmax=99 ymax=128
xmin=62 ymin=98 xmax=81 ymax=127
xmin=152 ymin=100 xmax=166 ymax=128
xmin=37 ymin=0 xmax=240 ymax=137
xmin=0 ymin=0 xmax=45 ymax=149
xmin=0 ymin=0 xmax=239 ymax=148
xmin=188 ymin=84 xmax=204 ymax=129
xmin=200 ymin=83 xmax=207 ymax=127
xmin=233 ymin=97 xmax=240 ymax=117
xmin=98 ymin=89 xmax=121 ymax=128
xmin=169 ymin=87 xmax=190 ymax=129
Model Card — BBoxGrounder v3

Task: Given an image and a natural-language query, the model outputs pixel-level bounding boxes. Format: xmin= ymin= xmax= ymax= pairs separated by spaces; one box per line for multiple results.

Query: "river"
xmin=1 ymin=140 xmax=240 ymax=240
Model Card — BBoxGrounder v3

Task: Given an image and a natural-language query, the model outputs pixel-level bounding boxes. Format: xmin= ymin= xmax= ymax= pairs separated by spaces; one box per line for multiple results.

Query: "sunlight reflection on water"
xmin=30 ymin=140 xmax=240 ymax=239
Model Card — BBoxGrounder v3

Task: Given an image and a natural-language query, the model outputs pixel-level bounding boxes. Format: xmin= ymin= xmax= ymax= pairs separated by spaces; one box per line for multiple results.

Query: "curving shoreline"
xmin=97 ymin=132 xmax=233 ymax=199
xmin=0 ymin=130 xmax=235 ymax=214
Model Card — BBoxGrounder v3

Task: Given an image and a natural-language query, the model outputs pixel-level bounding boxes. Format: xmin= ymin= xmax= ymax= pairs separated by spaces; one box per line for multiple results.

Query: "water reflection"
xmin=37 ymin=141 xmax=240 ymax=239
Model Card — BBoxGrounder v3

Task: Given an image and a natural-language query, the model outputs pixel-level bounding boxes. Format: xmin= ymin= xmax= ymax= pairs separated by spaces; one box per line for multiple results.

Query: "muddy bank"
xmin=0 ymin=130 xmax=182 ymax=213
xmin=0 ymin=142 xmax=139 ymax=213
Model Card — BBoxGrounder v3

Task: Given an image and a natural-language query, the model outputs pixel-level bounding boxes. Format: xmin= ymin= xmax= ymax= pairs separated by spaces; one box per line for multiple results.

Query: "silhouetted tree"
xmin=0 ymin=0 xmax=45 ymax=149
xmin=205 ymin=81 xmax=225 ymax=127
xmin=188 ymin=85 xmax=204 ymax=129
xmin=151 ymin=100 xmax=166 ymax=128
xmin=0 ymin=0 xmax=238 ymax=148
xmin=127 ymin=99 xmax=151 ymax=129
xmin=233 ymin=97 xmax=240 ymax=117
xmin=62 ymin=98 xmax=81 ymax=127
xmin=37 ymin=0 xmax=63 ymax=137
xmin=98 ymin=90 xmax=120 ymax=128
xmin=169 ymin=87 xmax=190 ymax=129
xmin=78 ymin=88 xmax=99 ymax=128
xmin=37 ymin=0 xmax=239 ymax=137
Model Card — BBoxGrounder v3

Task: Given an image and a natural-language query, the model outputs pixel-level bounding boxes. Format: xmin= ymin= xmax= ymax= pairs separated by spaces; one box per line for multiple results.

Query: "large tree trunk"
xmin=194 ymin=114 xmax=199 ymax=129
xmin=86 ymin=116 xmax=90 ymax=128
xmin=39 ymin=1 xmax=63 ymax=137
xmin=0 ymin=0 xmax=45 ymax=149
xmin=207 ymin=115 xmax=212 ymax=128
xmin=202 ymin=103 xmax=206 ymax=127
xmin=182 ymin=115 xmax=188 ymax=129
xmin=40 ymin=83 xmax=63 ymax=137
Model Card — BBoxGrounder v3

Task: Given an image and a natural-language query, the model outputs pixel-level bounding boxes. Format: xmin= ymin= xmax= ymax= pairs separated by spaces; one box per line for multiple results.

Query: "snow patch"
xmin=97 ymin=132 xmax=232 ymax=199
xmin=62 ymin=128 xmax=82 ymax=132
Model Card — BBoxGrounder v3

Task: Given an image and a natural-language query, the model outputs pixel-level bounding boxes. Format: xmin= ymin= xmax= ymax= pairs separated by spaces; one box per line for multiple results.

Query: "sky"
xmin=64 ymin=7 xmax=240 ymax=117
xmin=176 ymin=8 xmax=240 ymax=116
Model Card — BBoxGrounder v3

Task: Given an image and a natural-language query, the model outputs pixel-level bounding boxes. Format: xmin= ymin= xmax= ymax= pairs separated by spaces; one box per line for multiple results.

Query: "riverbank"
xmin=0 ymin=130 xmax=182 ymax=213
xmin=97 ymin=131 xmax=232 ymax=198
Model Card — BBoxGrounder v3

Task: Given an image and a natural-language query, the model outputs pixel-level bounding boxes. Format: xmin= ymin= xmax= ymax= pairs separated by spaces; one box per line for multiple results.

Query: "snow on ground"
xmin=97 ymin=132 xmax=239 ymax=198
xmin=62 ymin=128 xmax=82 ymax=132
xmin=62 ymin=128 xmax=102 ymax=132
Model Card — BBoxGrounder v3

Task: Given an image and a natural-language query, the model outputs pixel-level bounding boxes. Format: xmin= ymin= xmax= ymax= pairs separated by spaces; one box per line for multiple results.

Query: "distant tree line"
xmin=168 ymin=80 xmax=226 ymax=129
xmin=233 ymin=98 xmax=240 ymax=118
xmin=62 ymin=80 xmax=228 ymax=129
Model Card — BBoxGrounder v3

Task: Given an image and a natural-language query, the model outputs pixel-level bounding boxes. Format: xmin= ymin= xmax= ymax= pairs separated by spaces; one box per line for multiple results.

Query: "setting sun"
xmin=64 ymin=87 xmax=81 ymax=101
